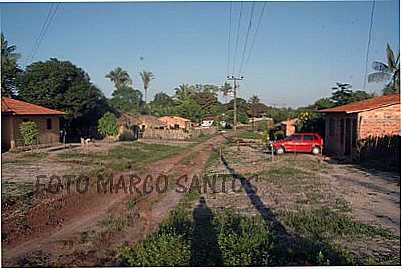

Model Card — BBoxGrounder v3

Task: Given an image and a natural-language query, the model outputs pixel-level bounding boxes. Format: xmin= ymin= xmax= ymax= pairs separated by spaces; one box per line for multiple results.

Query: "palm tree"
xmin=1 ymin=33 xmax=21 ymax=97
xmin=140 ymin=70 xmax=154 ymax=103
xmin=105 ymin=67 xmax=132 ymax=90
xmin=368 ymin=43 xmax=400 ymax=95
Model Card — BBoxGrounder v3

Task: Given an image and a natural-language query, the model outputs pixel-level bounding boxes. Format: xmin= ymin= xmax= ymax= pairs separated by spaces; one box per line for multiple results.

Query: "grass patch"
xmin=205 ymin=150 xmax=220 ymax=169
xmin=283 ymin=207 xmax=397 ymax=241
xmin=58 ymin=142 xmax=184 ymax=171
xmin=2 ymin=181 xmax=34 ymax=208
xmin=237 ymin=130 xmax=260 ymax=140
xmin=99 ymin=214 xmax=130 ymax=232
xmin=120 ymin=208 xmax=275 ymax=266
xmin=2 ymin=152 xmax=48 ymax=164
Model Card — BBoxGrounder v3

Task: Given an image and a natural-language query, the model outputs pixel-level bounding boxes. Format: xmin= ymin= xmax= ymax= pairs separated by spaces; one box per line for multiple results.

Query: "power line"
xmin=24 ymin=4 xmax=55 ymax=65
xmin=363 ymin=0 xmax=375 ymax=90
xmin=238 ymin=2 xmax=255 ymax=75
xmin=242 ymin=2 xmax=267 ymax=75
xmin=232 ymin=1 xmax=243 ymax=74
xmin=226 ymin=2 xmax=233 ymax=76
xmin=28 ymin=3 xmax=60 ymax=64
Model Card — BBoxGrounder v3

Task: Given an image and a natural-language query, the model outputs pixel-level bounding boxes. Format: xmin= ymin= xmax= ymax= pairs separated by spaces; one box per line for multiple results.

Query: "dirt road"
xmin=2 ymin=133 xmax=231 ymax=266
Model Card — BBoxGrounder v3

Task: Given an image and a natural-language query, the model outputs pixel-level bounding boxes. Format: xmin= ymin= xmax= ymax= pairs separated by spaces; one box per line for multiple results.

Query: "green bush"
xmin=284 ymin=207 xmax=396 ymax=241
xmin=97 ymin=112 xmax=118 ymax=137
xmin=19 ymin=121 xmax=39 ymax=146
xmin=215 ymin=210 xmax=273 ymax=266
xmin=120 ymin=209 xmax=274 ymax=266
xmin=120 ymin=232 xmax=191 ymax=266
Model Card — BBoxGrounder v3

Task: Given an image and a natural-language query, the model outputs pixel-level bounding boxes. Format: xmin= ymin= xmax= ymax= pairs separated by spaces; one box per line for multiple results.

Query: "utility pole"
xmin=227 ymin=75 xmax=244 ymax=137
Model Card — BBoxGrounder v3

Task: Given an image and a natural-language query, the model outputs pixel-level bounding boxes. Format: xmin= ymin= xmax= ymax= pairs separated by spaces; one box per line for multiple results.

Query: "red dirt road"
xmin=2 ymin=133 xmax=231 ymax=266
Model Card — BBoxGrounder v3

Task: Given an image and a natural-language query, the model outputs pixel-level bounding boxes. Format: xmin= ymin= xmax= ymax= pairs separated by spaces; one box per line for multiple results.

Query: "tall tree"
xmin=148 ymin=92 xmax=176 ymax=116
xmin=18 ymin=58 xmax=111 ymax=139
xmin=330 ymin=83 xmax=372 ymax=106
xmin=140 ymin=70 xmax=154 ymax=103
xmin=106 ymin=67 xmax=132 ymax=90
xmin=368 ymin=43 xmax=400 ymax=95
xmin=109 ymin=86 xmax=143 ymax=114
xmin=1 ymin=33 xmax=22 ymax=97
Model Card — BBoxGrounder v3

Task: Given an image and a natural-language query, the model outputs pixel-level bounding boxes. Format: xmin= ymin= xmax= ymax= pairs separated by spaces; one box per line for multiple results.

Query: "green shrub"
xmin=19 ymin=121 xmax=39 ymax=146
xmin=284 ymin=207 xmax=396 ymax=241
xmin=215 ymin=210 xmax=273 ymax=266
xmin=97 ymin=112 xmax=118 ymax=137
xmin=120 ymin=209 xmax=274 ymax=266
xmin=120 ymin=233 xmax=191 ymax=266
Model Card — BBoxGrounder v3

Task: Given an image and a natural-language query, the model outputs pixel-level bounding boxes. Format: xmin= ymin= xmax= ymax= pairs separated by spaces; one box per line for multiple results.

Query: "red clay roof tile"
xmin=1 ymin=97 xmax=65 ymax=116
xmin=319 ymin=94 xmax=400 ymax=114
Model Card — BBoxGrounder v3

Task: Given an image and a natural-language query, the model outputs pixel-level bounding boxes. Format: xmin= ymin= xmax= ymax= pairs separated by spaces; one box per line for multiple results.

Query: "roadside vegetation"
xmin=57 ymin=142 xmax=184 ymax=171
xmin=120 ymin=144 xmax=400 ymax=266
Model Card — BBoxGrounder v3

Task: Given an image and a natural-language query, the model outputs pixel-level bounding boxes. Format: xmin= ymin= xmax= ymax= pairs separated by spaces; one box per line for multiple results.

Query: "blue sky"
xmin=1 ymin=1 xmax=400 ymax=107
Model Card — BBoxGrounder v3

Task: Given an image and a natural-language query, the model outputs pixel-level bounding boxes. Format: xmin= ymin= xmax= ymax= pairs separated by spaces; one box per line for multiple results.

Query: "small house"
xmin=319 ymin=94 xmax=400 ymax=157
xmin=136 ymin=115 xmax=166 ymax=130
xmin=159 ymin=116 xmax=192 ymax=129
xmin=1 ymin=97 xmax=65 ymax=151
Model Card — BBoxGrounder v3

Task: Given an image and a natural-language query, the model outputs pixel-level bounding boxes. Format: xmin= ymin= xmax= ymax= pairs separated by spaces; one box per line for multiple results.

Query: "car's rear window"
xmin=303 ymin=135 xmax=314 ymax=141
xmin=287 ymin=135 xmax=302 ymax=141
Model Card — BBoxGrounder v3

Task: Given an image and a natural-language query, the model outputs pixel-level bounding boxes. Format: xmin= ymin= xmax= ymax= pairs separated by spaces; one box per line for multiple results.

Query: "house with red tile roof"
xmin=1 ymin=97 xmax=65 ymax=151
xmin=319 ymin=94 xmax=400 ymax=156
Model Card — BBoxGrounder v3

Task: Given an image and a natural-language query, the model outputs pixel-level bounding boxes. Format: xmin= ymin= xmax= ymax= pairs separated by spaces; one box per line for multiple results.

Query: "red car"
xmin=272 ymin=133 xmax=323 ymax=155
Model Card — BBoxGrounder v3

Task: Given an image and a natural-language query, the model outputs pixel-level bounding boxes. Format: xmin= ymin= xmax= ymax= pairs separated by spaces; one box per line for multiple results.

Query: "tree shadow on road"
xmin=190 ymin=197 xmax=223 ymax=266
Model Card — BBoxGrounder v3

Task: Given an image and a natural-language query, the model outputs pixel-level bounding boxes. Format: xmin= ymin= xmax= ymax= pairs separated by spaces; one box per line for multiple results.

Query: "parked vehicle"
xmin=272 ymin=133 xmax=323 ymax=155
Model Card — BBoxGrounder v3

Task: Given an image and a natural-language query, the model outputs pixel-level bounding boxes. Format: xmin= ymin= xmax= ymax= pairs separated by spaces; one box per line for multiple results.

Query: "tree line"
xmin=1 ymin=33 xmax=399 ymax=141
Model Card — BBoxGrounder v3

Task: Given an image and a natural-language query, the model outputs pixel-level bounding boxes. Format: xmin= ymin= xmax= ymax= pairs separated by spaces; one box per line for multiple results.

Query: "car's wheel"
xmin=276 ymin=147 xmax=285 ymax=155
xmin=312 ymin=146 xmax=320 ymax=155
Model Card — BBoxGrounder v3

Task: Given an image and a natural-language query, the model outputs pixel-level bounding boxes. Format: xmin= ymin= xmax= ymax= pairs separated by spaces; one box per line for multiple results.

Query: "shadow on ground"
xmin=190 ymin=197 xmax=223 ymax=266
xmin=220 ymin=153 xmax=352 ymax=265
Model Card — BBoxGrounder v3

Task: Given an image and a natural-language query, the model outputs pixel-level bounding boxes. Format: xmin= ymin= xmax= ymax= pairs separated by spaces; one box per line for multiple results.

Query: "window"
xmin=46 ymin=118 xmax=52 ymax=130
xmin=329 ymin=118 xmax=335 ymax=136
xmin=289 ymin=134 xmax=302 ymax=141
xmin=303 ymin=135 xmax=314 ymax=141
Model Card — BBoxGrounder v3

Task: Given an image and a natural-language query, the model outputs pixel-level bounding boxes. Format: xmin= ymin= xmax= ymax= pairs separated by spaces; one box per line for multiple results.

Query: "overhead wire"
xmin=232 ymin=1 xmax=243 ymax=75
xmin=238 ymin=2 xmax=256 ymax=75
xmin=242 ymin=1 xmax=267 ymax=75
xmin=226 ymin=1 xmax=233 ymax=76
xmin=363 ymin=0 xmax=375 ymax=90
xmin=28 ymin=3 xmax=60 ymax=64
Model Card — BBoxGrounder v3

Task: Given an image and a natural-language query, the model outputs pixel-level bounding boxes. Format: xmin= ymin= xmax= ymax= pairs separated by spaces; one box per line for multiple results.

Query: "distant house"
xmin=116 ymin=112 xmax=142 ymax=141
xmin=159 ymin=116 xmax=192 ymax=129
xmin=319 ymin=94 xmax=400 ymax=156
xmin=116 ymin=113 xmax=166 ymax=140
xmin=136 ymin=115 xmax=166 ymax=130
xmin=1 ymin=97 xmax=65 ymax=151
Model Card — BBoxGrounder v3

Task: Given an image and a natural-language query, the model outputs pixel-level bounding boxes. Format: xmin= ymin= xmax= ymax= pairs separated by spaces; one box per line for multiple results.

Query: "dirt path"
xmin=322 ymin=162 xmax=400 ymax=235
xmin=2 ymin=133 xmax=230 ymax=266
